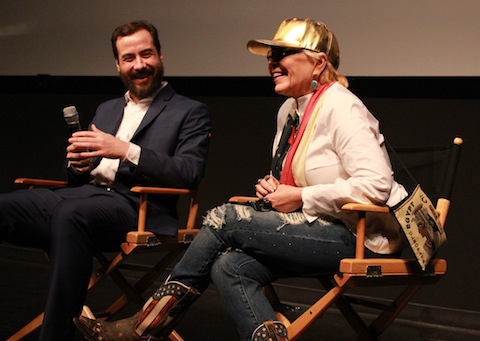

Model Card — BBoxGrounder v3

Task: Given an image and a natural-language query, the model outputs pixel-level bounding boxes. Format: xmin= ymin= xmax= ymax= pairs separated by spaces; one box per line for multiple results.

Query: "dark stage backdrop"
xmin=1 ymin=75 xmax=479 ymax=316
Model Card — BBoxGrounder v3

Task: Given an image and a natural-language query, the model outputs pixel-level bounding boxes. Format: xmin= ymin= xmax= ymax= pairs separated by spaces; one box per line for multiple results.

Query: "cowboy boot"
xmin=74 ymin=281 xmax=199 ymax=341
xmin=251 ymin=320 xmax=289 ymax=341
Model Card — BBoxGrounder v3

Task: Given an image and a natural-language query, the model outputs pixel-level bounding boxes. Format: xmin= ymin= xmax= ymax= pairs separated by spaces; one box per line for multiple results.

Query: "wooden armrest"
xmin=341 ymin=202 xmax=390 ymax=260
xmin=130 ymin=186 xmax=191 ymax=195
xmin=229 ymin=196 xmax=257 ymax=203
xmin=132 ymin=185 xmax=199 ymax=235
xmin=341 ymin=202 xmax=390 ymax=213
xmin=15 ymin=178 xmax=67 ymax=187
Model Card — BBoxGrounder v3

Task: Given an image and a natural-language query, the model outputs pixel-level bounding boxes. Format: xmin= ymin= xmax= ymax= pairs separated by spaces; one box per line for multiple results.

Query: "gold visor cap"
xmin=247 ymin=18 xmax=340 ymax=69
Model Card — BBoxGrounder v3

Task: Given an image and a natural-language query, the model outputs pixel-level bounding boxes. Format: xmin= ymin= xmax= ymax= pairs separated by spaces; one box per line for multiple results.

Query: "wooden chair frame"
xmin=230 ymin=137 xmax=462 ymax=341
xmin=7 ymin=180 xmax=201 ymax=341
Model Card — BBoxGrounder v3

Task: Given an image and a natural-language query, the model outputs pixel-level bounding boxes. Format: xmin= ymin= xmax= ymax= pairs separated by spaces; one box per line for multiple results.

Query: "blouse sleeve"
xmin=301 ymin=87 xmax=395 ymax=222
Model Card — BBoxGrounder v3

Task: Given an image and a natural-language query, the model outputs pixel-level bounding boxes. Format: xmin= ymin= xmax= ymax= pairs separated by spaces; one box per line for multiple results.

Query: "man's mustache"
xmin=131 ymin=67 xmax=154 ymax=79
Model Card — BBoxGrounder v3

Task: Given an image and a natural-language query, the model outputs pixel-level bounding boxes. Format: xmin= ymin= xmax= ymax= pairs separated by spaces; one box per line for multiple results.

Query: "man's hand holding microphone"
xmin=63 ymin=106 xmax=129 ymax=173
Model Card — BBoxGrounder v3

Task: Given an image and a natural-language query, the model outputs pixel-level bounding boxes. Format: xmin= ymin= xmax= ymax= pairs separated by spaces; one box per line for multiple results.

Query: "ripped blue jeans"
xmin=169 ymin=203 xmax=356 ymax=340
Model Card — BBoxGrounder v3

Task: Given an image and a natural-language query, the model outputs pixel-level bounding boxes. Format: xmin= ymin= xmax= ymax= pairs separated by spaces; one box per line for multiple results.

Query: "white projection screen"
xmin=1 ymin=0 xmax=478 ymax=77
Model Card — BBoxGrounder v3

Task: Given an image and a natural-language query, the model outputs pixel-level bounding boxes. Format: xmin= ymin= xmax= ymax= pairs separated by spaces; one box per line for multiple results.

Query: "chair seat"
xmin=339 ymin=258 xmax=447 ymax=275
xmin=121 ymin=229 xmax=200 ymax=254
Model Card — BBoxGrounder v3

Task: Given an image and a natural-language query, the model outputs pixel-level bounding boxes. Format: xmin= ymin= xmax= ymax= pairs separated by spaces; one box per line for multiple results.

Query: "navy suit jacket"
xmin=66 ymin=84 xmax=211 ymax=236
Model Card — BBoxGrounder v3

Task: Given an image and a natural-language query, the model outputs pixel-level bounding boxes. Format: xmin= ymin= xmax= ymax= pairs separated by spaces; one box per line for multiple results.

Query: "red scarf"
xmin=280 ymin=82 xmax=334 ymax=186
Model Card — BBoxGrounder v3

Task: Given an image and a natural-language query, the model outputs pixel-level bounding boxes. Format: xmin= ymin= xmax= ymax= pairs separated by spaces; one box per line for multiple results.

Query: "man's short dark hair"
xmin=111 ymin=20 xmax=161 ymax=60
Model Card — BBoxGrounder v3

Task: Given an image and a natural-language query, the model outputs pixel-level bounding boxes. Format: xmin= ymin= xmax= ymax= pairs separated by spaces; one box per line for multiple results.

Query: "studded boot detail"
xmin=251 ymin=320 xmax=289 ymax=341
xmin=134 ymin=281 xmax=199 ymax=339
xmin=74 ymin=281 xmax=199 ymax=341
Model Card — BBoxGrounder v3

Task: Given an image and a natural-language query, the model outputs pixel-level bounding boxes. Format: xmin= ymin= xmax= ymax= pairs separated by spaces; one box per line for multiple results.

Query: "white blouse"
xmin=272 ymin=82 xmax=408 ymax=254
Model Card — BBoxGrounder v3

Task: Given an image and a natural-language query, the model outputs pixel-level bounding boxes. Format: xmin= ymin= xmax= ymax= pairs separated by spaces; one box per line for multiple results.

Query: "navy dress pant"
xmin=0 ymin=184 xmax=138 ymax=340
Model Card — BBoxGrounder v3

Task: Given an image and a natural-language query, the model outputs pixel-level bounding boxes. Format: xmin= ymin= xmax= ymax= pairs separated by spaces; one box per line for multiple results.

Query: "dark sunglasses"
xmin=266 ymin=48 xmax=302 ymax=62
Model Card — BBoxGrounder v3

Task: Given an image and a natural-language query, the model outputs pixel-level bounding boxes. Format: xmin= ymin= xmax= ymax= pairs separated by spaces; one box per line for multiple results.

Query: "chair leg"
xmin=93 ymin=247 xmax=186 ymax=319
xmin=169 ymin=330 xmax=185 ymax=341
xmin=287 ymin=284 xmax=345 ymax=341
xmin=7 ymin=313 xmax=44 ymax=341
xmin=81 ymin=305 xmax=96 ymax=319
xmin=335 ymin=296 xmax=377 ymax=340
xmin=368 ymin=282 xmax=422 ymax=336
xmin=319 ymin=278 xmax=375 ymax=340
xmin=264 ymin=284 xmax=293 ymax=327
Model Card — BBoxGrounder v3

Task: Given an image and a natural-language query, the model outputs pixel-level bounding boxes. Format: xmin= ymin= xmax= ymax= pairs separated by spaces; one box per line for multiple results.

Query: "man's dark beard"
xmin=120 ymin=65 xmax=164 ymax=100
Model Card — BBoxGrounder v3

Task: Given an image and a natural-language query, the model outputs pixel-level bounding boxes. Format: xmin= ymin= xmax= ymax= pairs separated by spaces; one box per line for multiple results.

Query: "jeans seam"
xmin=236 ymin=258 xmax=265 ymax=328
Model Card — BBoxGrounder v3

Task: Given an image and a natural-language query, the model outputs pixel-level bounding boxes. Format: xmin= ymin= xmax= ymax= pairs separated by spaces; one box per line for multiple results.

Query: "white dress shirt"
xmin=91 ymin=84 xmax=165 ymax=185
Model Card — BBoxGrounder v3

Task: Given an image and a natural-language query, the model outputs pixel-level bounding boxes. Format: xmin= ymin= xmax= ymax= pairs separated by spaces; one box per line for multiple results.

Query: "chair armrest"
xmin=228 ymin=196 xmax=257 ymax=203
xmin=341 ymin=203 xmax=390 ymax=213
xmin=130 ymin=186 xmax=191 ymax=196
xmin=130 ymin=185 xmax=198 ymax=238
xmin=15 ymin=178 xmax=67 ymax=187
xmin=341 ymin=202 xmax=390 ymax=259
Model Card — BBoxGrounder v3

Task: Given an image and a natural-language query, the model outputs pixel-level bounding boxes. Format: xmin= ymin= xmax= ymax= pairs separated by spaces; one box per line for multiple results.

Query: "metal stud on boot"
xmin=252 ymin=320 xmax=289 ymax=341
xmin=74 ymin=281 xmax=199 ymax=341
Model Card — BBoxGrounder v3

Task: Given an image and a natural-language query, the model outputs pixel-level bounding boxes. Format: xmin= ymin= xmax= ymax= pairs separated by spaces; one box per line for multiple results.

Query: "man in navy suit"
xmin=0 ymin=20 xmax=211 ymax=340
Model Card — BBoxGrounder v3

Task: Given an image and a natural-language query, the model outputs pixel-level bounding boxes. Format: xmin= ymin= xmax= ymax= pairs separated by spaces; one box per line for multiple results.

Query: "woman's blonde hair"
xmin=304 ymin=50 xmax=349 ymax=88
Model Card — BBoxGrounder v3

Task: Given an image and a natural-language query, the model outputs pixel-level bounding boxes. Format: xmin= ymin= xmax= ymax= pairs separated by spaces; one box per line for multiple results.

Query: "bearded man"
xmin=0 ymin=20 xmax=211 ymax=340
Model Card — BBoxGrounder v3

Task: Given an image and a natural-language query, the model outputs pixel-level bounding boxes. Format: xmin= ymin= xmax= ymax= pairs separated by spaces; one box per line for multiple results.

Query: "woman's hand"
xmin=255 ymin=175 xmax=303 ymax=213
xmin=266 ymin=184 xmax=303 ymax=213
xmin=255 ymin=175 xmax=279 ymax=199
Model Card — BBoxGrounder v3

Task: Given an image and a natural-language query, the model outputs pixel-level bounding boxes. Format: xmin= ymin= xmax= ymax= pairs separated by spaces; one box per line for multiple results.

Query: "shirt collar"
xmin=294 ymin=93 xmax=313 ymax=118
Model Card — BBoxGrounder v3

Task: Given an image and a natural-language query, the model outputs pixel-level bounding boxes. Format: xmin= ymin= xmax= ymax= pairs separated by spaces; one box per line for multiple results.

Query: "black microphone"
xmin=63 ymin=106 xmax=81 ymax=134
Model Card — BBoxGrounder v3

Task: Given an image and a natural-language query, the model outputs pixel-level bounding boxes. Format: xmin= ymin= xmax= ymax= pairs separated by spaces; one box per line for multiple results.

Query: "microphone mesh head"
xmin=63 ymin=106 xmax=79 ymax=125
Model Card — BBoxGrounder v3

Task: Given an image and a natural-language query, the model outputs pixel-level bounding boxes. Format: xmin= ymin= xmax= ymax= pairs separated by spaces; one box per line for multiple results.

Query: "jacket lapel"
xmin=105 ymin=99 xmax=126 ymax=136
xmin=132 ymin=84 xmax=175 ymax=139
